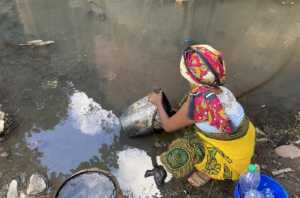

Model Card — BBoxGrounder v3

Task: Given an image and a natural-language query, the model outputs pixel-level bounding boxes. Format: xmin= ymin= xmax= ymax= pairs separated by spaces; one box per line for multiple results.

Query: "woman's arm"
xmin=149 ymin=92 xmax=195 ymax=132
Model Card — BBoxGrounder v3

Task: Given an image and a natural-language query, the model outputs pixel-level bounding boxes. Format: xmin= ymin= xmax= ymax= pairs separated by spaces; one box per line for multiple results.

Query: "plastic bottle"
xmin=239 ymin=164 xmax=261 ymax=197
xmin=244 ymin=189 xmax=264 ymax=198
xmin=262 ymin=188 xmax=275 ymax=198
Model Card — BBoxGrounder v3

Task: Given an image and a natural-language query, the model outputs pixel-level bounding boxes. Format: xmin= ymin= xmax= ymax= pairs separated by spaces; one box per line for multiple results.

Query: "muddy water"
xmin=0 ymin=0 xmax=300 ymax=197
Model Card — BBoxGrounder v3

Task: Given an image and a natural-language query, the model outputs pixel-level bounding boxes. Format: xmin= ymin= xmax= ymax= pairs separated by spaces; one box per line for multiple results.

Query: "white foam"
xmin=113 ymin=148 xmax=161 ymax=198
xmin=69 ymin=91 xmax=121 ymax=136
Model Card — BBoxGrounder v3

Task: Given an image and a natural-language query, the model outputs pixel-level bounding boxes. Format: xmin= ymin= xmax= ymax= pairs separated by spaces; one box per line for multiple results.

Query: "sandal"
xmin=187 ymin=171 xmax=210 ymax=187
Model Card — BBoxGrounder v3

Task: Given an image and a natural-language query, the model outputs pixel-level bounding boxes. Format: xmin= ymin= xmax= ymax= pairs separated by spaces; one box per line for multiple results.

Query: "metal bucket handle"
xmin=55 ymin=168 xmax=124 ymax=198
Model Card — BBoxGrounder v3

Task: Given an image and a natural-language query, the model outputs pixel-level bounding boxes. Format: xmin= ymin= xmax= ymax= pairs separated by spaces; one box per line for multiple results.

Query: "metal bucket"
xmin=55 ymin=168 xmax=124 ymax=198
xmin=120 ymin=92 xmax=173 ymax=137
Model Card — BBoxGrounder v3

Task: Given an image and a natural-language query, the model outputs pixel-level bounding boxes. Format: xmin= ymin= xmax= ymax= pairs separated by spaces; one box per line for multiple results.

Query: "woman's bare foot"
xmin=187 ymin=171 xmax=210 ymax=187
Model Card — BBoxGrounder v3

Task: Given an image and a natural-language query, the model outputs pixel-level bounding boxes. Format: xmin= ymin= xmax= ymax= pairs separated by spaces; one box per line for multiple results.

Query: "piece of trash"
xmin=176 ymin=0 xmax=188 ymax=3
xmin=18 ymin=40 xmax=55 ymax=47
xmin=47 ymin=80 xmax=58 ymax=89
xmin=272 ymin=168 xmax=294 ymax=176
xmin=294 ymin=139 xmax=300 ymax=145
xmin=274 ymin=144 xmax=300 ymax=159
xmin=256 ymin=138 xmax=269 ymax=143
xmin=256 ymin=128 xmax=267 ymax=137
xmin=0 ymin=151 xmax=9 ymax=158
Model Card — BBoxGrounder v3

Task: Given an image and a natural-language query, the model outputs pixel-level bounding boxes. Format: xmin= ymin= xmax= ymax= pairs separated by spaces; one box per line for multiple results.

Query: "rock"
xmin=0 ymin=152 xmax=9 ymax=158
xmin=294 ymin=139 xmax=300 ymax=145
xmin=275 ymin=144 xmax=300 ymax=159
xmin=272 ymin=168 xmax=294 ymax=176
xmin=7 ymin=180 xmax=18 ymax=198
xmin=0 ymin=120 xmax=5 ymax=134
xmin=20 ymin=192 xmax=27 ymax=198
xmin=25 ymin=175 xmax=46 ymax=195
xmin=26 ymin=174 xmax=47 ymax=195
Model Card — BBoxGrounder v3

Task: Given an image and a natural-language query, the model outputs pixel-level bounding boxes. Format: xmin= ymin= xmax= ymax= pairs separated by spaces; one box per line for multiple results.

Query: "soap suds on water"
xmin=69 ymin=91 xmax=121 ymax=135
xmin=113 ymin=148 xmax=161 ymax=198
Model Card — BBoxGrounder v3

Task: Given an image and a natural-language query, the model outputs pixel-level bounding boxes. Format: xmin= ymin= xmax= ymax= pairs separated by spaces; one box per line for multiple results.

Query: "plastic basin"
xmin=234 ymin=174 xmax=288 ymax=198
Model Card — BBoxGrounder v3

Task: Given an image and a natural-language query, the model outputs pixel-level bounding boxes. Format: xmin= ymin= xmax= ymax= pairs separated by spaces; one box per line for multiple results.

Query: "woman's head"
xmin=180 ymin=44 xmax=226 ymax=87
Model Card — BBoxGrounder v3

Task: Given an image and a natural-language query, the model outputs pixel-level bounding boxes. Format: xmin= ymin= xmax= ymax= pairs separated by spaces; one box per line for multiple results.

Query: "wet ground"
xmin=0 ymin=0 xmax=300 ymax=197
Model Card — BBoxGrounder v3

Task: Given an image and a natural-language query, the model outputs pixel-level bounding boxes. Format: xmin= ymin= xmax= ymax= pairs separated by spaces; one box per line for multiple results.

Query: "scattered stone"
xmin=20 ymin=192 xmax=27 ymax=198
xmin=294 ymin=139 xmax=300 ymax=145
xmin=0 ymin=151 xmax=9 ymax=158
xmin=154 ymin=141 xmax=167 ymax=148
xmin=261 ymin=164 xmax=268 ymax=170
xmin=26 ymin=174 xmax=47 ymax=195
xmin=275 ymin=144 xmax=300 ymax=159
xmin=261 ymin=104 xmax=267 ymax=108
xmin=7 ymin=180 xmax=18 ymax=198
xmin=272 ymin=168 xmax=294 ymax=176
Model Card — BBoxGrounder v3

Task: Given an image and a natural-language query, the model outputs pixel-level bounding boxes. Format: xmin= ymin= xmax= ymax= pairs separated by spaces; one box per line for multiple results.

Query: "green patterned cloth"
xmin=160 ymin=133 xmax=204 ymax=178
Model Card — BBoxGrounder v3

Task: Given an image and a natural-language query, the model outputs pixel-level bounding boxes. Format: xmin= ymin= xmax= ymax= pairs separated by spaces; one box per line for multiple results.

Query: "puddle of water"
xmin=1 ymin=0 xmax=300 ymax=197
xmin=26 ymin=88 xmax=121 ymax=174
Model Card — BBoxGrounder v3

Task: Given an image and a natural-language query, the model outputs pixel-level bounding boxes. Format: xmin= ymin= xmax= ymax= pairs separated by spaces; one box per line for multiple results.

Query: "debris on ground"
xmin=256 ymin=138 xmax=269 ymax=143
xmin=87 ymin=0 xmax=106 ymax=20
xmin=176 ymin=0 xmax=189 ymax=3
xmin=294 ymin=139 xmax=300 ymax=145
xmin=256 ymin=127 xmax=267 ymax=137
xmin=7 ymin=180 xmax=18 ymax=198
xmin=26 ymin=174 xmax=47 ymax=195
xmin=272 ymin=168 xmax=294 ymax=176
xmin=261 ymin=104 xmax=267 ymax=108
xmin=20 ymin=192 xmax=27 ymax=198
xmin=0 ymin=151 xmax=9 ymax=158
xmin=41 ymin=80 xmax=58 ymax=89
xmin=275 ymin=144 xmax=300 ymax=159
xmin=0 ymin=110 xmax=17 ymax=137
xmin=17 ymin=40 xmax=55 ymax=47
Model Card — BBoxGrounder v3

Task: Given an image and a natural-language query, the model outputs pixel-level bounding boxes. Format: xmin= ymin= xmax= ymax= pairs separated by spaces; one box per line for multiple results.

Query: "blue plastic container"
xmin=234 ymin=174 xmax=288 ymax=198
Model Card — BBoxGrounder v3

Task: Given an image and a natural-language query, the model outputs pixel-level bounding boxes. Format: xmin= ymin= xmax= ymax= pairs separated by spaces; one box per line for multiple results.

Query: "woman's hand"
xmin=148 ymin=91 xmax=163 ymax=106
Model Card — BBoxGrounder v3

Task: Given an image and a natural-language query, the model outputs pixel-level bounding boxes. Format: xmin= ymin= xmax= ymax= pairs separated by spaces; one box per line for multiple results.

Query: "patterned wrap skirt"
xmin=160 ymin=117 xmax=255 ymax=180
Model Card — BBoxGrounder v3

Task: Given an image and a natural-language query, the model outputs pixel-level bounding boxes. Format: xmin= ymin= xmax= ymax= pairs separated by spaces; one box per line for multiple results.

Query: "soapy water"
xmin=113 ymin=148 xmax=161 ymax=198
xmin=69 ymin=90 xmax=121 ymax=136
xmin=26 ymin=88 xmax=121 ymax=173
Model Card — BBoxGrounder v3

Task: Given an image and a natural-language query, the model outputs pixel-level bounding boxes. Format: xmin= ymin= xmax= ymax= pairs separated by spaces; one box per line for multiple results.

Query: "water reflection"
xmin=26 ymin=89 xmax=120 ymax=174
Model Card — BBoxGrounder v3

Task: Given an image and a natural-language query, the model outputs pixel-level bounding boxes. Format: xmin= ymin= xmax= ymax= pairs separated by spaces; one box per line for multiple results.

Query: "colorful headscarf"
xmin=180 ymin=45 xmax=233 ymax=134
